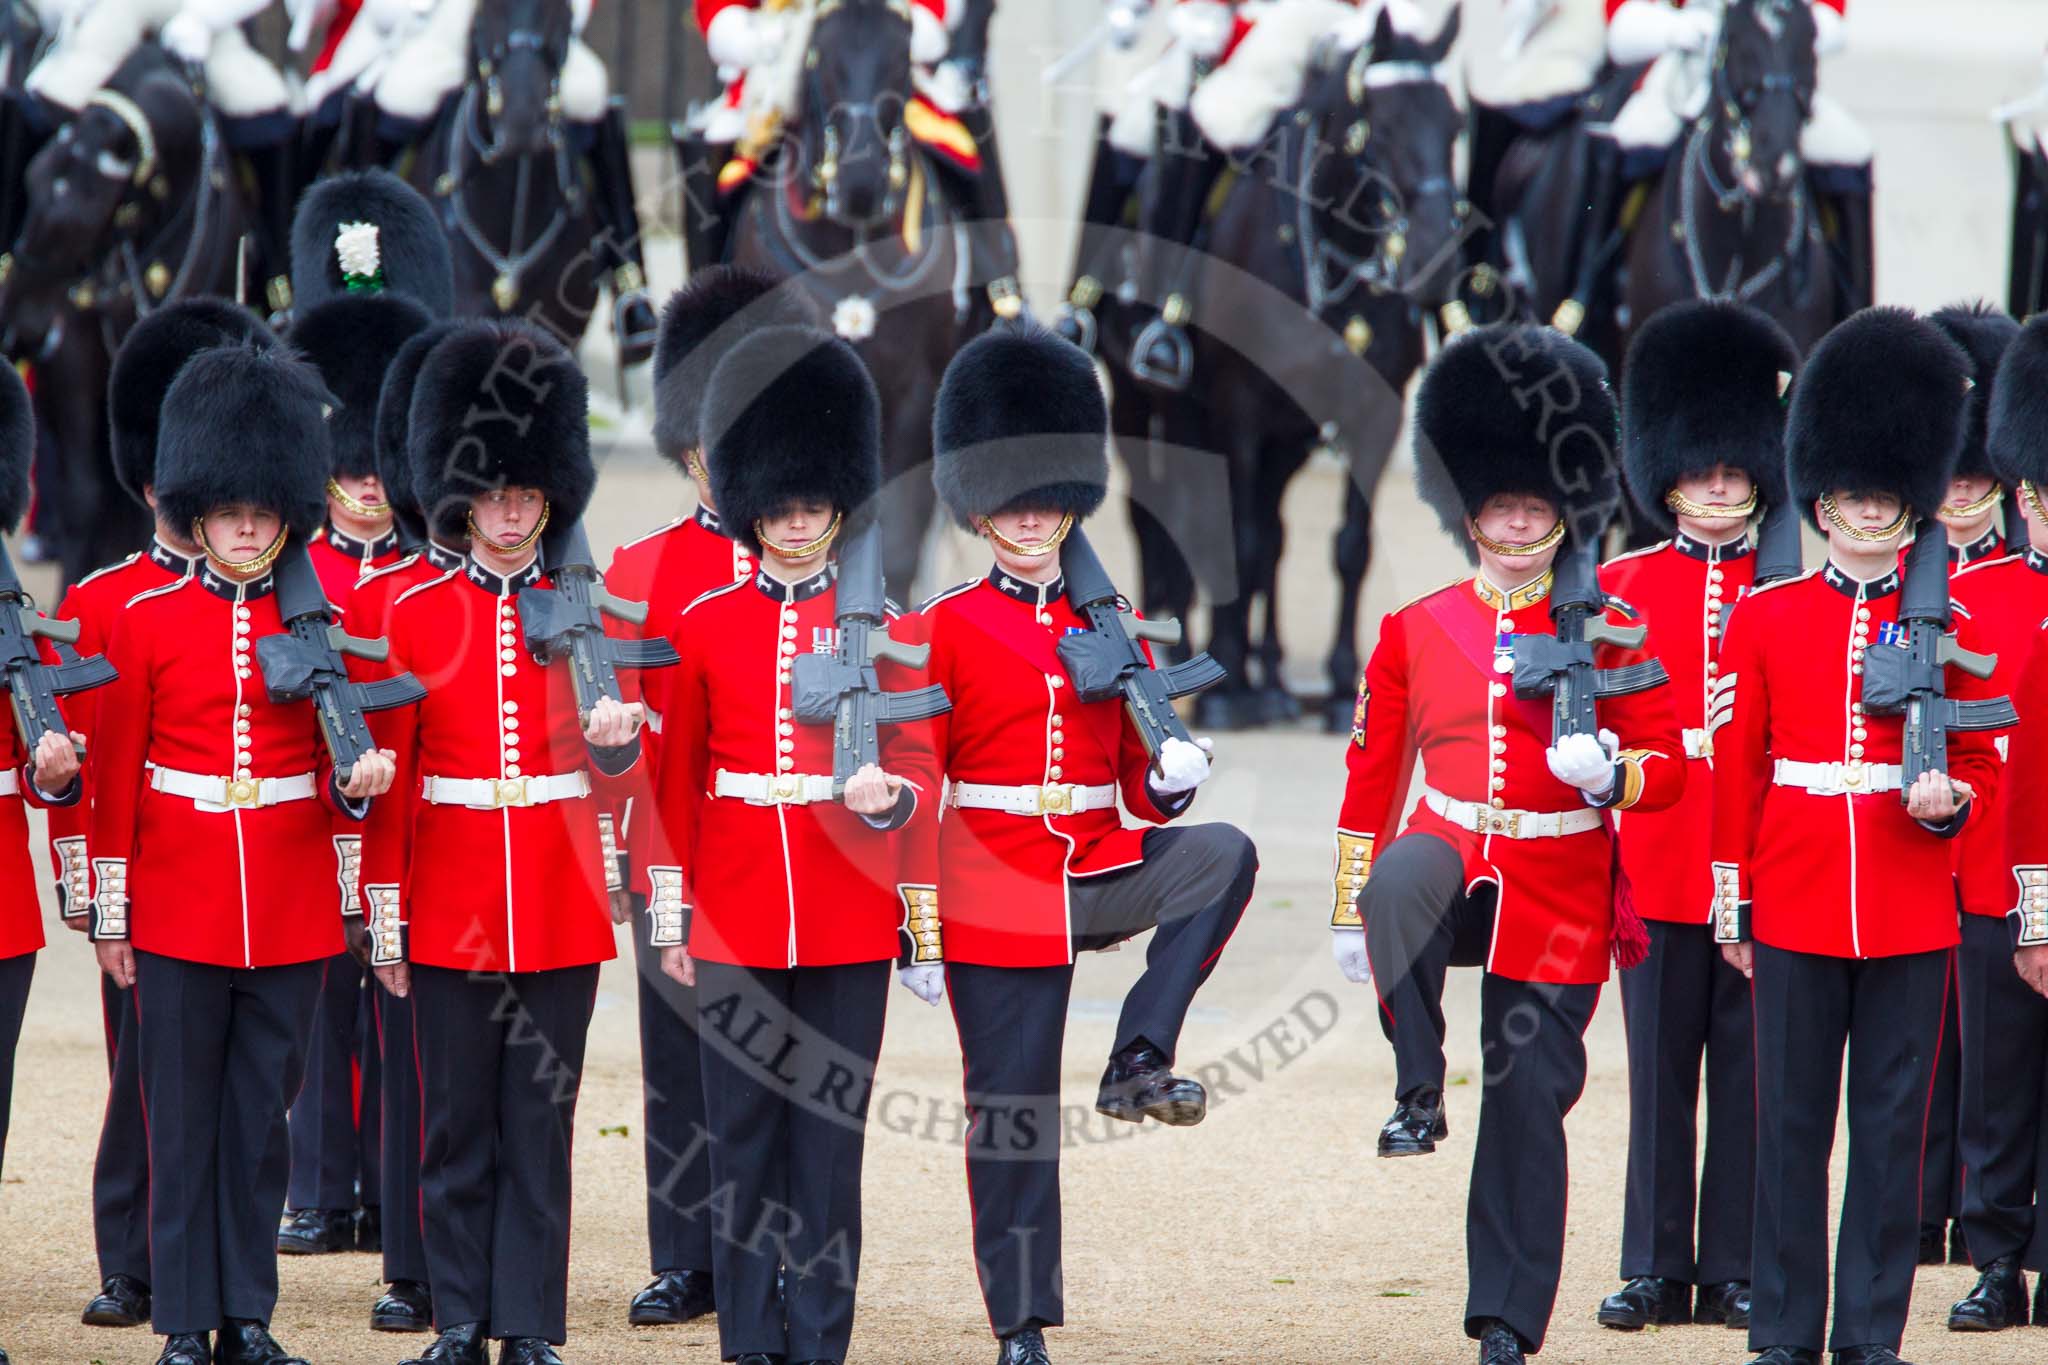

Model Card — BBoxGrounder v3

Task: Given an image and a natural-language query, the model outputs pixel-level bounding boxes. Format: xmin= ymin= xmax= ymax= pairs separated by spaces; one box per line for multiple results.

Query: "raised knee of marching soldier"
xmin=561 ymin=39 xmax=610 ymax=126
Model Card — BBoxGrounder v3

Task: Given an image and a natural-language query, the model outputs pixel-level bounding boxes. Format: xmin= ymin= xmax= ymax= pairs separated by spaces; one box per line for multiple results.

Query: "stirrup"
xmin=1130 ymin=316 xmax=1193 ymax=392
xmin=1053 ymin=301 xmax=1097 ymax=355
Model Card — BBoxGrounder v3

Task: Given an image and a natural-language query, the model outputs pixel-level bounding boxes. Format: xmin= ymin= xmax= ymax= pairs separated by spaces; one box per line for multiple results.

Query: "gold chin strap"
xmin=1940 ymin=485 xmax=2005 ymax=519
xmin=2023 ymin=480 xmax=2048 ymax=527
xmin=1818 ymin=494 xmax=1910 ymax=544
xmin=466 ymin=501 xmax=552 ymax=556
xmin=756 ymin=510 xmax=844 ymax=560
xmin=196 ymin=521 xmax=289 ymax=581
xmin=980 ymin=511 xmax=1075 ymax=558
xmin=326 ymin=478 xmax=393 ymax=522
xmin=1664 ymin=487 xmax=1759 ymax=521
xmin=685 ymin=451 xmax=709 ymax=484
xmin=1470 ymin=518 xmax=1565 ymax=558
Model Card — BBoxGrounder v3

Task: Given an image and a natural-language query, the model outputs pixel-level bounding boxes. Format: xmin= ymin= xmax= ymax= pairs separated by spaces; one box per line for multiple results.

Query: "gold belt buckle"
xmin=1842 ymin=762 xmax=1866 ymax=791
xmin=1484 ymin=809 xmax=1521 ymax=837
xmin=493 ymin=776 xmax=530 ymax=808
xmin=1038 ymin=784 xmax=1074 ymax=816
xmin=772 ymin=773 xmax=802 ymax=803
xmin=225 ymin=777 xmax=260 ymax=808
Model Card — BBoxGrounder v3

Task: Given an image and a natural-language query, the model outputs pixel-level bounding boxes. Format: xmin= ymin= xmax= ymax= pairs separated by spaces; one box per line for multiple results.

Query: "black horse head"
xmin=1712 ymin=0 xmax=1817 ymax=201
xmin=0 ymin=48 xmax=202 ymax=360
xmin=800 ymin=0 xmax=916 ymax=229
xmin=1305 ymin=4 xmax=1465 ymax=309
xmin=469 ymin=0 xmax=574 ymax=162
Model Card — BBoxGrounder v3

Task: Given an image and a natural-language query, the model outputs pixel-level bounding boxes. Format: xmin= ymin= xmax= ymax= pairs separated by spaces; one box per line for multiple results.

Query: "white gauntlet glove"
xmin=1545 ymin=728 xmax=1618 ymax=800
xmin=1151 ymin=735 xmax=1214 ymax=796
xmin=1332 ymin=928 xmax=1373 ymax=985
xmin=705 ymin=7 xmax=781 ymax=71
xmin=897 ymin=963 xmax=945 ymax=1006
xmin=1167 ymin=0 xmax=1234 ymax=60
xmin=161 ymin=12 xmax=214 ymax=64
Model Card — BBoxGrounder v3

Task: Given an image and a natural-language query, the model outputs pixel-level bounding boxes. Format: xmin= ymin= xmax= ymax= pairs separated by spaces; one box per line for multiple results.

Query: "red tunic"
xmin=1946 ymin=549 xmax=2048 ymax=920
xmin=307 ymin=523 xmax=403 ymax=612
xmin=1337 ymin=571 xmax=1686 ymax=985
xmin=90 ymin=565 xmax=362 ymax=969
xmin=641 ymin=564 xmax=923 ymax=969
xmin=2002 ymin=623 xmax=2048 ymax=946
xmin=893 ymin=570 xmax=1196 ymax=970
xmin=1601 ymin=534 xmax=1757 ymax=925
xmin=1710 ymin=561 xmax=2001 ymax=958
xmin=601 ymin=507 xmax=756 ymax=886
xmin=360 ymin=557 xmax=625 ymax=975
xmin=45 ymin=541 xmax=197 ymax=920
xmin=0 ymin=715 xmax=71 ymax=960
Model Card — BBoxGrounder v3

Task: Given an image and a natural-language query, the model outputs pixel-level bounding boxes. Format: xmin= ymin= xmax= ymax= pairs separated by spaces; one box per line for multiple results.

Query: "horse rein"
xmin=803 ymin=4 xmax=914 ymax=225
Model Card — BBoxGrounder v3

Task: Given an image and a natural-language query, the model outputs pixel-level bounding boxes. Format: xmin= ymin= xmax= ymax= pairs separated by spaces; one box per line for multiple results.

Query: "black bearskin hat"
xmin=1929 ymin=302 xmax=2020 ymax=483
xmin=291 ymin=291 xmax=436 ymax=480
xmin=290 ymin=169 xmax=455 ymax=318
xmin=108 ymin=298 xmax=275 ymax=507
xmin=1788 ymin=307 xmax=1970 ymax=529
xmin=375 ymin=320 xmax=463 ymax=545
xmin=408 ymin=320 xmax=592 ymax=541
xmin=704 ymin=326 xmax=881 ymax=553
xmin=932 ymin=325 xmax=1108 ymax=531
xmin=652 ymin=266 xmax=816 ymax=466
xmin=1990 ymin=312 xmax=2048 ymax=490
xmin=0 ymin=362 xmax=32 ymax=533
xmin=154 ymin=343 xmax=332 ymax=540
xmin=1414 ymin=324 xmax=1623 ymax=560
xmin=1621 ymin=300 xmax=1798 ymax=532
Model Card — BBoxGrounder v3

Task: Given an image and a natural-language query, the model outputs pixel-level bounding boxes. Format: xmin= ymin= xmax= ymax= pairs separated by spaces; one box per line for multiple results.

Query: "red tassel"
xmin=1611 ymin=860 xmax=1650 ymax=971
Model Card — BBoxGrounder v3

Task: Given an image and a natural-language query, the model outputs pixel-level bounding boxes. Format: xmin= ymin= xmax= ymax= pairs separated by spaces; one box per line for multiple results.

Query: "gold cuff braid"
xmin=1331 ymin=831 xmax=1374 ymax=928
xmin=898 ymin=883 xmax=942 ymax=964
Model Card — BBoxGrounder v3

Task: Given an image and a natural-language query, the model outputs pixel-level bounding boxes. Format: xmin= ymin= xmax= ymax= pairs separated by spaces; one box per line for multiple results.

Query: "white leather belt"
xmin=149 ymin=764 xmax=316 ymax=811
xmin=1683 ymin=728 xmax=1713 ymax=760
xmin=713 ymin=770 xmax=835 ymax=805
xmin=949 ymin=781 xmax=1117 ymax=817
xmin=421 ymin=771 xmax=591 ymax=809
xmin=1422 ymin=787 xmax=1602 ymax=839
xmin=1772 ymin=758 xmax=1905 ymax=796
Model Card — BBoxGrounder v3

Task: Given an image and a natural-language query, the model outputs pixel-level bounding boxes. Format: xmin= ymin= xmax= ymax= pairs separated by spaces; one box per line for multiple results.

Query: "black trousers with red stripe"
xmin=631 ymin=903 xmax=715 ymax=1277
xmin=0 ymin=949 xmax=32 ymax=1177
xmin=1958 ymin=910 xmax=2048 ymax=1269
xmin=948 ymin=822 xmax=1255 ymax=1340
xmin=373 ymin=985 xmax=428 ymax=1287
xmin=1921 ymin=949 xmax=1964 ymax=1234
xmin=92 ymin=972 xmax=152 ymax=1285
xmin=1749 ymin=943 xmax=1949 ymax=1354
xmin=286 ymin=951 xmax=381 ymax=1213
xmin=412 ymin=963 xmax=598 ymax=1344
xmin=133 ymin=951 xmax=325 ymax=1335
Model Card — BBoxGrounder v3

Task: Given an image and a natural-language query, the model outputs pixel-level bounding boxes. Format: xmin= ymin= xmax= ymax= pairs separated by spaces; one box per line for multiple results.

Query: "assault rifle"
xmin=0 ymin=537 xmax=114 ymax=759
xmin=1511 ymin=544 xmax=1669 ymax=742
xmin=1859 ymin=526 xmax=2017 ymax=803
xmin=518 ymin=520 xmax=679 ymax=765
xmin=789 ymin=516 xmax=951 ymax=797
xmin=1055 ymin=525 xmax=1226 ymax=762
xmin=255 ymin=540 xmax=426 ymax=782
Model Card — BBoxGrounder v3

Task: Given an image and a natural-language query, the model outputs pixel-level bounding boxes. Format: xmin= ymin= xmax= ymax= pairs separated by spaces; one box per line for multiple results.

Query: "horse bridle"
xmin=474 ymin=19 xmax=566 ymax=164
xmin=804 ymin=1 xmax=914 ymax=225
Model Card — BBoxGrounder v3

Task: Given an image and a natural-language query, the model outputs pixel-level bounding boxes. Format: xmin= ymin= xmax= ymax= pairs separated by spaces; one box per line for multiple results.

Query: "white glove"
xmin=160 ymin=12 xmax=215 ymax=64
xmin=897 ymin=963 xmax=945 ymax=1006
xmin=1108 ymin=0 xmax=1151 ymax=50
xmin=1151 ymin=735 xmax=1214 ymax=795
xmin=924 ymin=58 xmax=974 ymax=114
xmin=910 ymin=5 xmax=948 ymax=65
xmin=1545 ymin=728 xmax=1618 ymax=799
xmin=179 ymin=0 xmax=275 ymax=28
xmin=705 ymin=6 xmax=780 ymax=71
xmin=1812 ymin=4 xmax=1846 ymax=57
xmin=1672 ymin=7 xmax=1720 ymax=52
xmin=1166 ymin=0 xmax=1234 ymax=60
xmin=1332 ymin=928 xmax=1372 ymax=985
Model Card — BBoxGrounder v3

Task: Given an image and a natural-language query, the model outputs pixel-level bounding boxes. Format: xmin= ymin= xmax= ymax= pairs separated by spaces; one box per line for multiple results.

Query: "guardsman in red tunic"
xmin=90 ymin=343 xmax=399 ymax=1365
xmin=1592 ymin=301 xmax=1800 ymax=1336
xmin=0 ymin=359 xmax=89 ymax=1365
xmin=1711 ymin=308 xmax=1995 ymax=1365
xmin=1947 ymin=310 xmax=2048 ymax=1333
xmin=276 ymin=168 xmax=451 ymax=1264
xmin=644 ymin=325 xmax=920 ymax=1365
xmin=898 ymin=328 xmax=1256 ymax=1365
xmin=69 ymin=298 xmax=275 ymax=1333
xmin=362 ymin=321 xmax=641 ymax=1365
xmin=602 ymin=266 xmax=811 ymax=1332
xmin=1334 ymin=324 xmax=1684 ymax=1365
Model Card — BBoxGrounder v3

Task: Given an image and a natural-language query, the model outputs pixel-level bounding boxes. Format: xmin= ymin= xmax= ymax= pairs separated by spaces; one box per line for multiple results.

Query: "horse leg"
xmin=1325 ymin=471 xmax=1375 ymax=734
xmin=1192 ymin=436 xmax=1263 ymax=733
xmin=1251 ymin=444 xmax=1301 ymax=724
xmin=879 ymin=396 xmax=939 ymax=604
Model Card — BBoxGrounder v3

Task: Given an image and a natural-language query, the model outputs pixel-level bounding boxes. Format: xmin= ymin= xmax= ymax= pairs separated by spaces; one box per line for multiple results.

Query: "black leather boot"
xmin=1746 ymin=1351 xmax=1820 ymax=1365
xmin=237 ymin=136 xmax=300 ymax=324
xmin=1096 ymin=1040 xmax=1207 ymax=1126
xmin=626 ymin=1268 xmax=715 ymax=1325
xmin=82 ymin=1272 xmax=152 ymax=1326
xmin=1473 ymin=1318 xmax=1525 ymax=1363
xmin=1695 ymin=1279 xmax=1751 ymax=1328
xmin=1126 ymin=107 xmax=1224 ymax=392
xmin=1949 ymin=1254 xmax=2029 ymax=1331
xmin=1054 ymin=116 xmax=1146 ymax=355
xmin=1552 ymin=133 xmax=1623 ymax=337
xmin=496 ymin=1339 xmax=564 ymax=1365
xmin=586 ymin=100 xmax=657 ymax=367
xmin=1595 ymin=1275 xmax=1691 ymax=1330
xmin=372 ymin=1279 xmax=433 ymax=1333
xmin=996 ymin=1326 xmax=1051 ymax=1364
xmin=214 ymin=1319 xmax=308 ymax=1365
xmin=277 ymin=1206 xmax=353 ymax=1254
xmin=157 ymin=1334 xmax=212 ymax=1365
xmin=1832 ymin=1347 xmax=1912 ymax=1365
xmin=1451 ymin=100 xmax=1517 ymax=330
xmin=1377 ymin=1087 xmax=1449 ymax=1157
xmin=672 ymin=126 xmax=735 ymax=273
xmin=401 ymin=1321 xmax=489 ymax=1365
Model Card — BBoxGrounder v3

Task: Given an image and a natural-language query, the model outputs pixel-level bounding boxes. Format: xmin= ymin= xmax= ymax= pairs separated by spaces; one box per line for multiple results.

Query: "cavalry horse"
xmin=409 ymin=0 xmax=600 ymax=352
xmin=0 ymin=44 xmax=249 ymax=587
xmin=1104 ymin=8 xmax=1467 ymax=731
xmin=724 ymin=0 xmax=973 ymax=598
